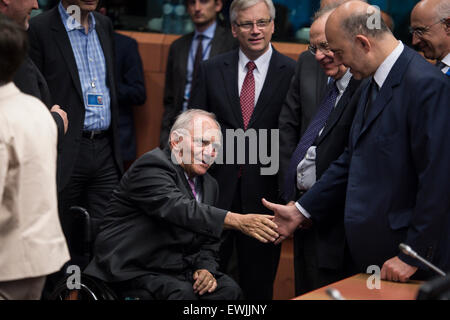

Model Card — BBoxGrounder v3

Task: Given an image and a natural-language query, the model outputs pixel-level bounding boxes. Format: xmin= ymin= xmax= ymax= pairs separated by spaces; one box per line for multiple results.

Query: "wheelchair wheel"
xmin=49 ymin=274 xmax=118 ymax=300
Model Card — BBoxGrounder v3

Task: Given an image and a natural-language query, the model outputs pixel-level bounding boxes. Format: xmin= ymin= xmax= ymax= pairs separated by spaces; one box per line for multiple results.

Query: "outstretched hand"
xmin=262 ymin=198 xmax=306 ymax=245
xmin=227 ymin=213 xmax=279 ymax=243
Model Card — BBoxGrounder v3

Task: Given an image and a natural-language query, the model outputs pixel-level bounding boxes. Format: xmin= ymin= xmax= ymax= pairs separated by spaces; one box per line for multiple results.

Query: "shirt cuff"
xmin=295 ymin=202 xmax=311 ymax=219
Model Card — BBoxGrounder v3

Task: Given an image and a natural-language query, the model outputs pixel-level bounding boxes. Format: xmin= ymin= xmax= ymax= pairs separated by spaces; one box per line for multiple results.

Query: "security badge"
xmin=86 ymin=81 xmax=104 ymax=107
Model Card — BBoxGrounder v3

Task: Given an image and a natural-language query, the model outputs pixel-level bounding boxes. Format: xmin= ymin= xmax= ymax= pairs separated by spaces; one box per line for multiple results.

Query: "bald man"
xmin=279 ymin=4 xmax=365 ymax=295
xmin=411 ymin=0 xmax=450 ymax=76
xmin=265 ymin=1 xmax=450 ymax=283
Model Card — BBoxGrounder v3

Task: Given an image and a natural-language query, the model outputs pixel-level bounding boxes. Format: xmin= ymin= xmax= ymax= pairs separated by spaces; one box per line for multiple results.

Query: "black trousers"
xmin=219 ymin=179 xmax=281 ymax=300
xmin=58 ymin=135 xmax=120 ymax=267
xmin=117 ymin=272 xmax=242 ymax=300
xmin=293 ymin=227 xmax=355 ymax=296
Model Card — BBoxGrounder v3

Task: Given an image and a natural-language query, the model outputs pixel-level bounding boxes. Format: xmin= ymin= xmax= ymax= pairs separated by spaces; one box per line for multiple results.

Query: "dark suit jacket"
xmin=299 ymin=46 xmax=450 ymax=274
xmin=14 ymin=56 xmax=65 ymax=147
xmin=189 ymin=48 xmax=296 ymax=214
xmin=159 ymin=24 xmax=237 ymax=147
xmin=84 ymin=148 xmax=228 ymax=282
xmin=28 ymin=7 xmax=123 ymax=190
xmin=114 ymin=32 xmax=146 ymax=162
xmin=278 ymin=51 xmax=365 ymax=269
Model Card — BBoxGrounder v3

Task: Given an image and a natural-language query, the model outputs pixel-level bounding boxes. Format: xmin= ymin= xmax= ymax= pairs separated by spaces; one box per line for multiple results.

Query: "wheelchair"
xmin=49 ymin=206 xmax=152 ymax=300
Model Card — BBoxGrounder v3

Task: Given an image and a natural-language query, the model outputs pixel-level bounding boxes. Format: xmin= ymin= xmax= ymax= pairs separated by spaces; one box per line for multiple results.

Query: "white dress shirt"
xmin=296 ymin=69 xmax=353 ymax=191
xmin=238 ymin=44 xmax=273 ymax=106
xmin=439 ymin=53 xmax=450 ymax=75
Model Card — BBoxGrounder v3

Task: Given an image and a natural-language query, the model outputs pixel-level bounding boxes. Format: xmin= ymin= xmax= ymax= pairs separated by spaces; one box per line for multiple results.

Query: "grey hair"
xmin=314 ymin=3 xmax=341 ymax=22
xmin=320 ymin=0 xmax=367 ymax=9
xmin=435 ymin=0 xmax=450 ymax=21
xmin=169 ymin=109 xmax=221 ymax=145
xmin=230 ymin=0 xmax=276 ymax=24
xmin=341 ymin=6 xmax=391 ymax=39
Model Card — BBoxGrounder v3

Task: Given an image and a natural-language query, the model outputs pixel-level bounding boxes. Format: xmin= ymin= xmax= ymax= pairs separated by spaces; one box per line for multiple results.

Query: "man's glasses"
xmin=409 ymin=19 xmax=444 ymax=37
xmin=234 ymin=18 xmax=272 ymax=31
xmin=308 ymin=41 xmax=331 ymax=55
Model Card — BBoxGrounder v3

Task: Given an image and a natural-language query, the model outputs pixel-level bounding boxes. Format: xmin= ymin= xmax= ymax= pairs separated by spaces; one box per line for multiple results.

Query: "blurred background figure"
xmin=410 ymin=0 xmax=450 ymax=75
xmin=159 ymin=0 xmax=237 ymax=148
xmin=100 ymin=4 xmax=147 ymax=169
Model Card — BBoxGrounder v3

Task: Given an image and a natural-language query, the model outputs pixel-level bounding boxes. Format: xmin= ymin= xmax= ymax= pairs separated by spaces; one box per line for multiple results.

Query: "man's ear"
xmin=215 ymin=0 xmax=223 ymax=13
xmin=355 ymin=34 xmax=371 ymax=53
xmin=170 ymin=132 xmax=183 ymax=151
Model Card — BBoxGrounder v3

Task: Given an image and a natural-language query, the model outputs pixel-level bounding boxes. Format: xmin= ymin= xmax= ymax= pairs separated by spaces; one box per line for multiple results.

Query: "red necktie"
xmin=240 ymin=61 xmax=256 ymax=129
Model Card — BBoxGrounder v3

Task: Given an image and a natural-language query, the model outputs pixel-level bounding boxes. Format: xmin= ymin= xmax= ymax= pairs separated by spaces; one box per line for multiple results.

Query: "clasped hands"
xmin=229 ymin=198 xmax=309 ymax=245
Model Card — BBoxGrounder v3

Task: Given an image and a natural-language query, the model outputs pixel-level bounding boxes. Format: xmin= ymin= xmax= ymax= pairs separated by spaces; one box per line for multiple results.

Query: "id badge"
xmin=87 ymin=92 xmax=104 ymax=107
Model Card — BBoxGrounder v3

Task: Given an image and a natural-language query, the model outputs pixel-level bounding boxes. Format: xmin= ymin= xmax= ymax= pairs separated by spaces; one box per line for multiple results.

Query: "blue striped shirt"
xmin=58 ymin=2 xmax=111 ymax=131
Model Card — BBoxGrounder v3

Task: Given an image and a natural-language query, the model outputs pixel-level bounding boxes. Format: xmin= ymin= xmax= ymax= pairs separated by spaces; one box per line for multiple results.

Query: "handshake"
xmin=225 ymin=199 xmax=311 ymax=245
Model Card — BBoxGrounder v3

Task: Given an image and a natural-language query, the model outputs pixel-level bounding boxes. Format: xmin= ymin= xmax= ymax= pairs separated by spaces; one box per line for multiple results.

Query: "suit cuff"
xmin=295 ymin=202 xmax=311 ymax=219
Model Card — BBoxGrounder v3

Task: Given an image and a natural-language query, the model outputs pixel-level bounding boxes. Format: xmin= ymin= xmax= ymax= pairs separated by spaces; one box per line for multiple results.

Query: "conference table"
xmin=294 ymin=273 xmax=423 ymax=300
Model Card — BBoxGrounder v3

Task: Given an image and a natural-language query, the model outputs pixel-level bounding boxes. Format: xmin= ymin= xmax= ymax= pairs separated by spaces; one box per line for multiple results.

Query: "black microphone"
xmin=325 ymin=288 xmax=345 ymax=300
xmin=399 ymin=243 xmax=446 ymax=277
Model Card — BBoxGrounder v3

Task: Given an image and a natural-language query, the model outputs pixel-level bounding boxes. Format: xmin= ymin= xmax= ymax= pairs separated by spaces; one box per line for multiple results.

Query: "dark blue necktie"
xmin=282 ymin=80 xmax=340 ymax=202
xmin=435 ymin=60 xmax=446 ymax=71
xmin=363 ymin=78 xmax=379 ymax=124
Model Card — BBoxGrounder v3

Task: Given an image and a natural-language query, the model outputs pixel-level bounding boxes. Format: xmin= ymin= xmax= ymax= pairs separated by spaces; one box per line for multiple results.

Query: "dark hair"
xmin=0 ymin=13 xmax=28 ymax=84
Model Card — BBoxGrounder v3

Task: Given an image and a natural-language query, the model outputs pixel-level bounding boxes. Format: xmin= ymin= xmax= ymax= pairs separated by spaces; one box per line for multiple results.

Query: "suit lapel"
xmin=354 ymin=47 xmax=412 ymax=145
xmin=315 ymin=66 xmax=328 ymax=105
xmin=221 ymin=50 xmax=244 ymax=127
xmin=247 ymin=49 xmax=286 ymax=128
xmin=316 ymin=78 xmax=361 ymax=145
xmin=201 ymin=175 xmax=215 ymax=205
xmin=51 ymin=7 xmax=84 ymax=104
xmin=210 ymin=25 xmax=225 ymax=57
xmin=179 ymin=33 xmax=194 ymax=93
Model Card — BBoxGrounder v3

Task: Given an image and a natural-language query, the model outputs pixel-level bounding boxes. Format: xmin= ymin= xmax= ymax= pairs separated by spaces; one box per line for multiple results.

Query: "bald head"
xmin=411 ymin=0 xmax=450 ymax=60
xmin=325 ymin=1 xmax=398 ymax=79
xmin=328 ymin=1 xmax=391 ymax=40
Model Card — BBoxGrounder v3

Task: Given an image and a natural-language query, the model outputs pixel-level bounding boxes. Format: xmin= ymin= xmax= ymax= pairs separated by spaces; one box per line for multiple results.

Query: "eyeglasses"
xmin=409 ymin=19 xmax=444 ymax=37
xmin=234 ymin=18 xmax=272 ymax=31
xmin=308 ymin=41 xmax=331 ymax=55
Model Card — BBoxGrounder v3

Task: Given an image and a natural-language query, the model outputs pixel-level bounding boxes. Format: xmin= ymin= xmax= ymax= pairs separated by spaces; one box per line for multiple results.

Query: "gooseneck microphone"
xmin=399 ymin=243 xmax=447 ymax=277
xmin=326 ymin=288 xmax=345 ymax=300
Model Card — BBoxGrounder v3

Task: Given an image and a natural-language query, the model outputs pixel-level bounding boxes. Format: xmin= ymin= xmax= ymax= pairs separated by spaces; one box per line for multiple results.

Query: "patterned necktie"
xmin=188 ymin=177 xmax=197 ymax=201
xmin=240 ymin=61 xmax=256 ymax=129
xmin=282 ymin=80 xmax=340 ymax=201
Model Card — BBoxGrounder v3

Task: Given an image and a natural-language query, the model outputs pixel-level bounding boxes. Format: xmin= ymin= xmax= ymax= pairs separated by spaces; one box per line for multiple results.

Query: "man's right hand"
xmin=50 ymin=104 xmax=68 ymax=134
xmin=262 ymin=198 xmax=307 ymax=245
xmin=224 ymin=212 xmax=279 ymax=243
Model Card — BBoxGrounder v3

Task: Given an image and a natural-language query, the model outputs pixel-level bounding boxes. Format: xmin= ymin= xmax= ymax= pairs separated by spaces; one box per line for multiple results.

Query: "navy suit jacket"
xmin=299 ymin=46 xmax=450 ymax=274
xmin=114 ymin=32 xmax=146 ymax=162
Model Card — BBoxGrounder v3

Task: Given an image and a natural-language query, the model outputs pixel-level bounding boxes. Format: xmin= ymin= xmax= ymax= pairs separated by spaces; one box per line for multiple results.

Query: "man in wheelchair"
xmin=83 ymin=109 xmax=279 ymax=300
